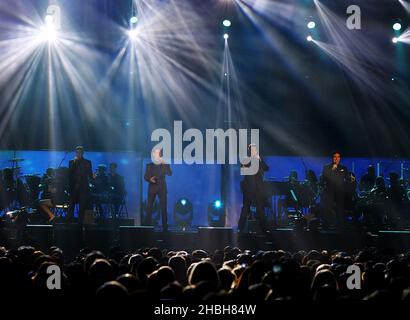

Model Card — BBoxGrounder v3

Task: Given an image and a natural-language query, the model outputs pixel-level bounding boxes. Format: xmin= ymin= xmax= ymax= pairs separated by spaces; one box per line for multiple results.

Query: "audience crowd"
xmin=0 ymin=244 xmax=409 ymax=302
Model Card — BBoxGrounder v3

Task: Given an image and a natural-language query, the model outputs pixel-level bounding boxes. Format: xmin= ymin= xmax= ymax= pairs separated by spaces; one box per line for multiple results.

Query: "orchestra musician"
xmin=67 ymin=146 xmax=93 ymax=225
xmin=238 ymin=144 xmax=270 ymax=234
xmin=277 ymin=170 xmax=301 ymax=225
xmin=92 ymin=164 xmax=109 ymax=217
xmin=359 ymin=165 xmax=376 ymax=193
xmin=108 ymin=162 xmax=126 ymax=218
xmin=38 ymin=168 xmax=57 ymax=223
xmin=144 ymin=148 xmax=172 ymax=232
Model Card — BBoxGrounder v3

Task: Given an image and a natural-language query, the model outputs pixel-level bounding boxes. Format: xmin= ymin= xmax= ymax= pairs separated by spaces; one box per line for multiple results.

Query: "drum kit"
xmin=0 ymin=156 xmax=69 ymax=212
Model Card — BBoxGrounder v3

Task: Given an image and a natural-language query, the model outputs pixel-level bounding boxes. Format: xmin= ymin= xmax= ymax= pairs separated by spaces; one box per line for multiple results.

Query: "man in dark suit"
xmin=322 ymin=151 xmax=349 ymax=228
xmin=67 ymin=146 xmax=93 ymax=225
xmin=144 ymin=148 xmax=172 ymax=231
xmin=238 ymin=144 xmax=270 ymax=233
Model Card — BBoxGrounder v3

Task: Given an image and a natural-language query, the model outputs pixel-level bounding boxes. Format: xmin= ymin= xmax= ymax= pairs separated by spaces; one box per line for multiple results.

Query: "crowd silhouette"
xmin=0 ymin=244 xmax=409 ymax=302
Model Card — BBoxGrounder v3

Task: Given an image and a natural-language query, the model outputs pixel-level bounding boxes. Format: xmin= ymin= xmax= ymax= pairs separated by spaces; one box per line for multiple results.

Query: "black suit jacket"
xmin=241 ymin=157 xmax=269 ymax=196
xmin=69 ymin=158 xmax=93 ymax=193
xmin=322 ymin=163 xmax=348 ymax=192
xmin=144 ymin=163 xmax=172 ymax=194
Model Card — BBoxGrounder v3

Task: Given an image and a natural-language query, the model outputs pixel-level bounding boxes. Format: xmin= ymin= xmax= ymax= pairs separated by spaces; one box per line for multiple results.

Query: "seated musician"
xmin=304 ymin=170 xmax=319 ymax=206
xmin=363 ymin=176 xmax=387 ymax=230
xmin=359 ymin=165 xmax=376 ymax=194
xmin=108 ymin=163 xmax=126 ymax=218
xmin=92 ymin=164 xmax=109 ymax=217
xmin=38 ymin=168 xmax=56 ymax=223
xmin=278 ymin=170 xmax=301 ymax=224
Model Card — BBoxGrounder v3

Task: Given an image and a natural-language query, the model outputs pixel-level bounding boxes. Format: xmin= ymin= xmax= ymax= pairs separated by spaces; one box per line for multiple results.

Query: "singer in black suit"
xmin=238 ymin=144 xmax=270 ymax=233
xmin=322 ymin=151 xmax=349 ymax=227
xmin=67 ymin=146 xmax=93 ymax=225
xmin=144 ymin=148 xmax=172 ymax=231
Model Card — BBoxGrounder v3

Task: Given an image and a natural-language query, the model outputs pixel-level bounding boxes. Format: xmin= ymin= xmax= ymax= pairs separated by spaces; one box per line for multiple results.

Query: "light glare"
xmin=45 ymin=15 xmax=54 ymax=25
xmin=223 ymin=20 xmax=232 ymax=27
xmin=214 ymin=200 xmax=222 ymax=208
xmin=393 ymin=23 xmax=402 ymax=31
xmin=128 ymin=29 xmax=139 ymax=40
xmin=307 ymin=21 xmax=316 ymax=29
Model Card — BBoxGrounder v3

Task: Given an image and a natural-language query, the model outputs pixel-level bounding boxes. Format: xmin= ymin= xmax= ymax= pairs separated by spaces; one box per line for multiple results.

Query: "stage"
xmin=2 ymin=221 xmax=409 ymax=261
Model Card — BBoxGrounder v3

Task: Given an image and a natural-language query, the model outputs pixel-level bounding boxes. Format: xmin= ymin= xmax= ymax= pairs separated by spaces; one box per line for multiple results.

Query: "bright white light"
xmin=128 ymin=29 xmax=139 ymax=40
xmin=393 ymin=23 xmax=402 ymax=31
xmin=223 ymin=33 xmax=229 ymax=40
xmin=307 ymin=35 xmax=313 ymax=42
xmin=307 ymin=21 xmax=316 ymax=29
xmin=392 ymin=37 xmax=398 ymax=43
xmin=39 ymin=14 xmax=58 ymax=42
xmin=39 ymin=25 xmax=57 ymax=42
xmin=223 ymin=20 xmax=231 ymax=27
xmin=45 ymin=14 xmax=54 ymax=26
xmin=130 ymin=16 xmax=138 ymax=24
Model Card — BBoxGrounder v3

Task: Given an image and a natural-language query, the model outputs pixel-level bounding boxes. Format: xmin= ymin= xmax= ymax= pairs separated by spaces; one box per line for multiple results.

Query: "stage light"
xmin=223 ymin=33 xmax=229 ymax=40
xmin=208 ymin=200 xmax=225 ymax=227
xmin=223 ymin=19 xmax=232 ymax=27
xmin=45 ymin=14 xmax=54 ymax=25
xmin=174 ymin=198 xmax=193 ymax=230
xmin=130 ymin=16 xmax=138 ymax=24
xmin=307 ymin=21 xmax=316 ymax=29
xmin=39 ymin=25 xmax=57 ymax=42
xmin=307 ymin=35 xmax=313 ymax=42
xmin=39 ymin=14 xmax=58 ymax=42
xmin=392 ymin=37 xmax=399 ymax=43
xmin=393 ymin=23 xmax=402 ymax=31
xmin=128 ymin=29 xmax=139 ymax=40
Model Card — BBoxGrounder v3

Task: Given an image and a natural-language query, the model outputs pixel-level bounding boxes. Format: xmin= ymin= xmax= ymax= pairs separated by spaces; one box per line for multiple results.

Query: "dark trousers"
xmin=238 ymin=193 xmax=268 ymax=232
xmin=146 ymin=190 xmax=168 ymax=230
xmin=68 ymin=189 xmax=90 ymax=225
xmin=323 ymin=188 xmax=345 ymax=227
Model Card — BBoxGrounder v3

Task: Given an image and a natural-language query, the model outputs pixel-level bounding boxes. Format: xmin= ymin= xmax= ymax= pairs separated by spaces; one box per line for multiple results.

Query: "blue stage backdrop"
xmin=1 ymin=151 xmax=409 ymax=227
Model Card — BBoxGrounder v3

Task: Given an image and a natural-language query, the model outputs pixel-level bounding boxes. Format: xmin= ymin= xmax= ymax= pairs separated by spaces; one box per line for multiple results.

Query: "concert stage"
xmin=2 ymin=222 xmax=410 ymax=261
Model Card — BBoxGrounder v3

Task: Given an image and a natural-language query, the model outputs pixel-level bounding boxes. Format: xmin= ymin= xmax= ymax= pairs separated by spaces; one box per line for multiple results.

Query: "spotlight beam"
xmin=399 ymin=0 xmax=410 ymax=13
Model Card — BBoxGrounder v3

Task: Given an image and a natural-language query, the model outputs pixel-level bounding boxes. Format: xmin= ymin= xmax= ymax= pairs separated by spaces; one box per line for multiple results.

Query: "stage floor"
xmin=2 ymin=222 xmax=410 ymax=261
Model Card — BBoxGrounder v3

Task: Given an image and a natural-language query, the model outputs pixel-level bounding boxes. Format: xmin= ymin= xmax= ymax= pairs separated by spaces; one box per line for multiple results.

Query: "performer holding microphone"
xmin=144 ymin=148 xmax=172 ymax=232
xmin=67 ymin=146 xmax=93 ymax=225
xmin=238 ymin=144 xmax=270 ymax=234
xmin=321 ymin=151 xmax=349 ymax=228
